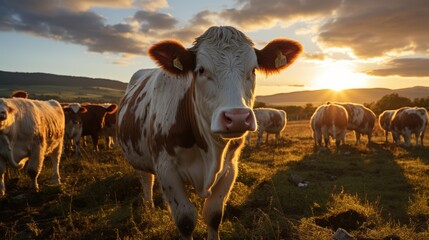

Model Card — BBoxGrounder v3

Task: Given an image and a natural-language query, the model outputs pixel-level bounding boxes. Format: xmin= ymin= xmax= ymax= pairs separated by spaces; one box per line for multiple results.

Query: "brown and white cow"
xmin=336 ymin=102 xmax=376 ymax=145
xmin=80 ymin=103 xmax=118 ymax=152
xmin=310 ymin=103 xmax=348 ymax=150
xmin=390 ymin=107 xmax=428 ymax=146
xmin=62 ymin=103 xmax=88 ymax=155
xmin=0 ymin=97 xmax=65 ymax=195
xmin=117 ymin=26 xmax=302 ymax=239
xmin=247 ymin=108 xmax=287 ymax=146
xmin=378 ymin=110 xmax=395 ymax=143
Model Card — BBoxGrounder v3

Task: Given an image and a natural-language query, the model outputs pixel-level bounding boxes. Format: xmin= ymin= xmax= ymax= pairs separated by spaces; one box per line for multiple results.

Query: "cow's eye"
xmin=198 ymin=67 xmax=205 ymax=75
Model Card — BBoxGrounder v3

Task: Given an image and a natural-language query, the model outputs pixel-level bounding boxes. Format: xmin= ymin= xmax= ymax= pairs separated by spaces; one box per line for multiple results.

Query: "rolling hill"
xmin=1 ymin=70 xmax=428 ymax=106
xmin=256 ymin=86 xmax=429 ymax=106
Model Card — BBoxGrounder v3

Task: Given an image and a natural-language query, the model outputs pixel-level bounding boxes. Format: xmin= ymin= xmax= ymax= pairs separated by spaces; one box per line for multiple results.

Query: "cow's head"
xmin=0 ymin=99 xmax=15 ymax=130
xmin=63 ymin=103 xmax=88 ymax=125
xmin=149 ymin=26 xmax=302 ymax=139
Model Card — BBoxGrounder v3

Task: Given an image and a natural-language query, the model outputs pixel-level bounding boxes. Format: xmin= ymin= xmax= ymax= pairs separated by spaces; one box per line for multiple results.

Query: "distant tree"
xmin=302 ymin=103 xmax=315 ymax=119
xmin=254 ymin=101 xmax=266 ymax=108
xmin=372 ymin=93 xmax=412 ymax=114
xmin=412 ymin=97 xmax=429 ymax=110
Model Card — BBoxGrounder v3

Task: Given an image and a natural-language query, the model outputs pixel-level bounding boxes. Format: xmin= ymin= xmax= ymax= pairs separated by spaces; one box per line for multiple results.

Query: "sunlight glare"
xmin=311 ymin=62 xmax=368 ymax=91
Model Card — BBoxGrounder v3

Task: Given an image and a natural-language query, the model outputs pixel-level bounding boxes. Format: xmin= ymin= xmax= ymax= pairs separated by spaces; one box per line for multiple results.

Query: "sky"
xmin=1 ymin=0 xmax=429 ymax=96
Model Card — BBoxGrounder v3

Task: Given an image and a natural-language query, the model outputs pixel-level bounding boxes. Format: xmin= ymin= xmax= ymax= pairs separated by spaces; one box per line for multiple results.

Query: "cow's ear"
xmin=106 ymin=104 xmax=118 ymax=114
xmin=79 ymin=107 xmax=88 ymax=114
xmin=148 ymin=40 xmax=196 ymax=76
xmin=255 ymin=39 xmax=303 ymax=75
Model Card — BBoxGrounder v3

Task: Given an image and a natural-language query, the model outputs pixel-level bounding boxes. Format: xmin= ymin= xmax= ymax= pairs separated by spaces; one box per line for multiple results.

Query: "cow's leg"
xmin=49 ymin=146 xmax=62 ymax=185
xmin=404 ymin=132 xmax=411 ymax=147
xmin=420 ymin=130 xmax=425 ymax=146
xmin=26 ymin=144 xmax=45 ymax=191
xmin=91 ymin=134 xmax=100 ymax=152
xmin=0 ymin=161 xmax=6 ymax=196
xmin=265 ymin=132 xmax=269 ymax=144
xmin=355 ymin=131 xmax=361 ymax=145
xmin=256 ymin=129 xmax=263 ymax=146
xmin=156 ymin=156 xmax=197 ymax=239
xmin=138 ymin=170 xmax=155 ymax=208
xmin=384 ymin=131 xmax=389 ymax=143
xmin=203 ymin=158 xmax=238 ymax=240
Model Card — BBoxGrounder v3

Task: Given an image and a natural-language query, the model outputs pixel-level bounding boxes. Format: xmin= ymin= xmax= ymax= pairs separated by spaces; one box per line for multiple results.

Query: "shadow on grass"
xmin=230 ymin=140 xmax=414 ymax=238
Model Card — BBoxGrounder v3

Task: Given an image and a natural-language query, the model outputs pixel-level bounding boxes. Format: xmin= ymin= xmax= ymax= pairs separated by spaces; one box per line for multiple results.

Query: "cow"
xmin=62 ymin=103 xmax=88 ymax=156
xmin=390 ymin=107 xmax=428 ymax=146
xmin=101 ymin=104 xmax=118 ymax=149
xmin=0 ymin=97 xmax=65 ymax=195
xmin=310 ymin=103 xmax=348 ymax=151
xmin=117 ymin=26 xmax=302 ymax=239
xmin=378 ymin=110 xmax=395 ymax=143
xmin=335 ymin=102 xmax=376 ymax=145
xmin=80 ymin=103 xmax=118 ymax=152
xmin=247 ymin=108 xmax=287 ymax=146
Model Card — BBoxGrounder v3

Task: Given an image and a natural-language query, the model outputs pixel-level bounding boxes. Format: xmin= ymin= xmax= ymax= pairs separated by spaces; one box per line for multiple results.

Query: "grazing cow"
xmin=390 ymin=107 xmax=428 ymax=146
xmin=310 ymin=103 xmax=348 ymax=150
xmin=0 ymin=97 xmax=65 ymax=195
xmin=247 ymin=108 xmax=287 ymax=146
xmin=378 ymin=110 xmax=395 ymax=143
xmin=80 ymin=103 xmax=118 ymax=152
xmin=62 ymin=103 xmax=88 ymax=155
xmin=117 ymin=26 xmax=302 ymax=239
xmin=336 ymin=102 xmax=376 ymax=145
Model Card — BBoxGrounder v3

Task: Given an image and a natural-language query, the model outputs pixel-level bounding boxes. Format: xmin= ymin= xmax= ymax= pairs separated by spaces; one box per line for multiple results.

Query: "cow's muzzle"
xmin=212 ymin=108 xmax=256 ymax=138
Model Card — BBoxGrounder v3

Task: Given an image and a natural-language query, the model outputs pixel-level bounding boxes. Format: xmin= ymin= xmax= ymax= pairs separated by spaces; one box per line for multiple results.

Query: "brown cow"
xmin=80 ymin=103 xmax=118 ymax=151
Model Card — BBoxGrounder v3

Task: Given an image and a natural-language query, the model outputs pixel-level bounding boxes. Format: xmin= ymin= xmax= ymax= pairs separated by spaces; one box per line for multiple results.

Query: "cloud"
xmin=134 ymin=0 xmax=169 ymax=11
xmin=133 ymin=10 xmax=178 ymax=32
xmin=219 ymin=0 xmax=341 ymax=31
xmin=317 ymin=0 xmax=429 ymax=58
xmin=366 ymin=58 xmax=429 ymax=77
xmin=0 ymin=1 xmax=146 ymax=54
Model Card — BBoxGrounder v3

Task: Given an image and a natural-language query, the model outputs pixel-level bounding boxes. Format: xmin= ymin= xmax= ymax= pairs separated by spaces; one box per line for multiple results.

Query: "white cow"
xmin=247 ymin=108 xmax=287 ymax=146
xmin=117 ymin=26 xmax=302 ymax=239
xmin=0 ymin=97 xmax=65 ymax=195
xmin=390 ymin=107 xmax=428 ymax=146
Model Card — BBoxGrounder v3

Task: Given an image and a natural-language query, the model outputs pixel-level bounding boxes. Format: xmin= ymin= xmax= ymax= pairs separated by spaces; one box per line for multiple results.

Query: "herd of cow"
xmin=0 ymin=26 xmax=428 ymax=239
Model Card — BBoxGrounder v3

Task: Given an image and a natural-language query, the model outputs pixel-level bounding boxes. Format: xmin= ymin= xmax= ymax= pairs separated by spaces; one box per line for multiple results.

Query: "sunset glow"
xmin=0 ymin=0 xmax=428 ymax=96
xmin=310 ymin=62 xmax=369 ymax=91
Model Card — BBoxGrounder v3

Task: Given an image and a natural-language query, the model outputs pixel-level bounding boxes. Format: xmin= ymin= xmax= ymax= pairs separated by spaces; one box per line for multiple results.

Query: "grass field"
xmin=1 ymin=120 xmax=428 ymax=239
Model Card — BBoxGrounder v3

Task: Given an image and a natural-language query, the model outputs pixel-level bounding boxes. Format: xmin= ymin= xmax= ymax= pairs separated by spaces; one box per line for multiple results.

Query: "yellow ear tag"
xmin=173 ymin=57 xmax=183 ymax=71
xmin=275 ymin=51 xmax=287 ymax=68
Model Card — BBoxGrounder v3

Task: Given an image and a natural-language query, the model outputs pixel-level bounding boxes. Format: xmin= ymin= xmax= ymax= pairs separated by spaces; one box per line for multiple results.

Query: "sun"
xmin=311 ymin=61 xmax=368 ymax=91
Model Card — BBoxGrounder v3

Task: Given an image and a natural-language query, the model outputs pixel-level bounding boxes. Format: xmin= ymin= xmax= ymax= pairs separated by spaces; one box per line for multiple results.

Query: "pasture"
xmin=1 ymin=120 xmax=428 ymax=239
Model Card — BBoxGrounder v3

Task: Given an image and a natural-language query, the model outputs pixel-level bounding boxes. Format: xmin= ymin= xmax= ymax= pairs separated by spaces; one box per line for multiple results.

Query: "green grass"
xmin=1 ymin=120 xmax=429 ymax=239
xmin=0 ymin=85 xmax=124 ymax=103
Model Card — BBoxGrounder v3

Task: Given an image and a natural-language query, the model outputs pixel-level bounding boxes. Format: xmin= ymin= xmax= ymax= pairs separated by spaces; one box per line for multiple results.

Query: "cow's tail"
xmin=0 ymin=135 xmax=26 ymax=169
